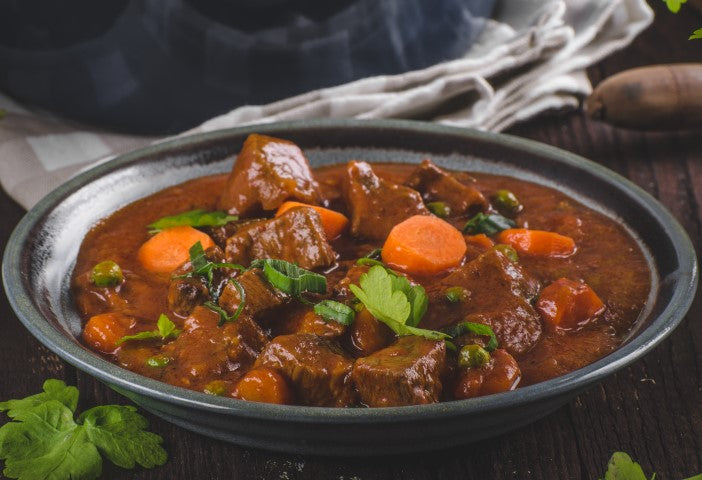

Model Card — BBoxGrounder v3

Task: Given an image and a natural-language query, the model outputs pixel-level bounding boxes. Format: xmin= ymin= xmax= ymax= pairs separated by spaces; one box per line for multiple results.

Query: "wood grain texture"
xmin=1 ymin=2 xmax=701 ymax=478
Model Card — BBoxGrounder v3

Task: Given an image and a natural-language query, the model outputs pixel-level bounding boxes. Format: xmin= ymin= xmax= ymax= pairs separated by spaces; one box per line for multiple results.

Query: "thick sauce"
xmin=72 ymin=160 xmax=651 ymax=403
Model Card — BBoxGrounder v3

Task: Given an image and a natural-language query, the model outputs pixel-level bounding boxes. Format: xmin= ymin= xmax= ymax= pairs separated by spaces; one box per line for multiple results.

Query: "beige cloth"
xmin=0 ymin=0 xmax=653 ymax=210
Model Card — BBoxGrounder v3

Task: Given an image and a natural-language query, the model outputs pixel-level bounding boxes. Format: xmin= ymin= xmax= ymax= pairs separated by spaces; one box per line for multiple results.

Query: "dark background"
xmin=1 ymin=1 xmax=701 ymax=478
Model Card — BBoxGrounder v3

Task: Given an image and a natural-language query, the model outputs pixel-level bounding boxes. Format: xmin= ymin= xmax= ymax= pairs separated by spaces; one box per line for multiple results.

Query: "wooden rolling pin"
xmin=584 ymin=64 xmax=702 ymax=130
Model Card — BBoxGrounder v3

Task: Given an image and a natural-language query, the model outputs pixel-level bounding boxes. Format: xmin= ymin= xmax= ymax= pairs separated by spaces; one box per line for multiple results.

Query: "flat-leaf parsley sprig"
xmin=0 ymin=379 xmax=167 ymax=480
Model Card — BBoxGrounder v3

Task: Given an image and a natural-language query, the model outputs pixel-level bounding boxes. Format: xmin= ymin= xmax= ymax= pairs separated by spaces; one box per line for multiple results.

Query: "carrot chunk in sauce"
xmin=536 ymin=278 xmax=606 ymax=331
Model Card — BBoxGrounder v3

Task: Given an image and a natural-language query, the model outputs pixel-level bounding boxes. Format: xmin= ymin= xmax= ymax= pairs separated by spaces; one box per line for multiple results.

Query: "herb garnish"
xmin=249 ymin=259 xmax=327 ymax=297
xmin=356 ymin=248 xmax=384 ymax=267
xmin=443 ymin=322 xmax=498 ymax=351
xmin=0 ymin=379 xmax=167 ymax=480
xmin=313 ymin=300 xmax=355 ymax=326
xmin=178 ymin=242 xmax=245 ymax=301
xmin=116 ymin=314 xmax=181 ymax=345
xmin=205 ymin=278 xmax=246 ymax=326
xmin=349 ymin=265 xmax=448 ymax=341
xmin=147 ymin=209 xmax=238 ymax=234
xmin=463 ymin=212 xmax=516 ymax=235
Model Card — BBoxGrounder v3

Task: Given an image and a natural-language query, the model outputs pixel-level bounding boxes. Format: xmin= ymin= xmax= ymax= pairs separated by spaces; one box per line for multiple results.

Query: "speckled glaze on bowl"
xmin=3 ymin=120 xmax=697 ymax=456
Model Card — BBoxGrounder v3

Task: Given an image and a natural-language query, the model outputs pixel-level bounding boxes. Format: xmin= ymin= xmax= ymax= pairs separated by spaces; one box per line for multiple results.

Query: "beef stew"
xmin=73 ymin=133 xmax=651 ymax=407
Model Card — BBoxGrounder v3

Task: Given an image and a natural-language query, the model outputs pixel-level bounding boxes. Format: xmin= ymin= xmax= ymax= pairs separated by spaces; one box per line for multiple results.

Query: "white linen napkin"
xmin=0 ymin=0 xmax=652 ymax=210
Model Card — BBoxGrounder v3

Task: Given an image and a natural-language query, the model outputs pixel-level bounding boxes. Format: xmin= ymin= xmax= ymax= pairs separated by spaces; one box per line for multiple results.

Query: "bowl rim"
xmin=3 ymin=118 xmax=698 ymax=422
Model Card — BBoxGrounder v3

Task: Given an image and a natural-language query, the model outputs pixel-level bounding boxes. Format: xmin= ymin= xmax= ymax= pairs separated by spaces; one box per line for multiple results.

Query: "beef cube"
xmin=219 ymin=134 xmax=321 ymax=216
xmin=223 ymin=315 xmax=270 ymax=367
xmin=225 ymin=206 xmax=336 ymax=269
xmin=405 ymin=159 xmax=487 ymax=215
xmin=342 ymin=161 xmax=429 ymax=241
xmin=168 ymin=277 xmax=209 ymax=316
xmin=423 ymin=249 xmax=542 ymax=355
xmin=351 ymin=336 xmax=446 ymax=407
xmin=218 ymin=268 xmax=288 ymax=318
xmin=167 ymin=246 xmax=235 ymax=315
xmin=160 ymin=306 xmax=268 ymax=390
xmin=255 ymin=334 xmax=356 ymax=407
xmin=279 ymin=307 xmax=347 ymax=338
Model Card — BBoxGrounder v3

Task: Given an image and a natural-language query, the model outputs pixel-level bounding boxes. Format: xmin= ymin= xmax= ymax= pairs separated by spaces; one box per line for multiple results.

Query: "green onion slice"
xmin=250 ymin=259 xmax=327 ymax=296
xmin=314 ymin=300 xmax=355 ymax=326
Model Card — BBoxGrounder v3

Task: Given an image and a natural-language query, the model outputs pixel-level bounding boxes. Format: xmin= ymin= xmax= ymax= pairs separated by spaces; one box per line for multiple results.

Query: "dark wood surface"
xmin=1 ymin=2 xmax=701 ymax=479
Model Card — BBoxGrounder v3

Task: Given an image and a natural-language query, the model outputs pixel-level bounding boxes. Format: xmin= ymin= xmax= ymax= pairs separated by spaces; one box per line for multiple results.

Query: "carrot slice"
xmin=536 ymin=278 xmax=605 ymax=331
xmin=465 ymin=233 xmax=495 ymax=249
xmin=275 ymin=201 xmax=349 ymax=240
xmin=496 ymin=228 xmax=576 ymax=257
xmin=82 ymin=312 xmax=135 ymax=354
xmin=382 ymin=215 xmax=466 ymax=276
xmin=233 ymin=367 xmax=293 ymax=404
xmin=138 ymin=225 xmax=215 ymax=273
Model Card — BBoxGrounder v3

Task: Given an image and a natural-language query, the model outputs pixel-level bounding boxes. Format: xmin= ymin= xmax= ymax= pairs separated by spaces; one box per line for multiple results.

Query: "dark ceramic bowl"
xmin=3 ymin=120 xmax=697 ymax=456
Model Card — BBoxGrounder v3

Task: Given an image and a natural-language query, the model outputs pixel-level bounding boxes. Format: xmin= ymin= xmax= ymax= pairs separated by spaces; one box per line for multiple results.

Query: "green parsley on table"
xmin=663 ymin=0 xmax=702 ymax=40
xmin=600 ymin=451 xmax=702 ymax=480
xmin=116 ymin=313 xmax=181 ymax=345
xmin=349 ymin=265 xmax=448 ymax=341
xmin=147 ymin=209 xmax=238 ymax=234
xmin=0 ymin=379 xmax=167 ymax=480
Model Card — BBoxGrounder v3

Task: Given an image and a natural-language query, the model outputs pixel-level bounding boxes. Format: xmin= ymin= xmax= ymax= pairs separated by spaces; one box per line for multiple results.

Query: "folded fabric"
xmin=0 ymin=0 xmax=653 ymax=210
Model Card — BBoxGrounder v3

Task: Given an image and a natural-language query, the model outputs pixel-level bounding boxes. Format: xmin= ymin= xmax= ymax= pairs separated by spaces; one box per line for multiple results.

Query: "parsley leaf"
xmin=0 ymin=379 xmax=78 ymax=418
xmin=664 ymin=0 xmax=687 ymax=13
xmin=79 ymin=406 xmax=167 ymax=469
xmin=690 ymin=28 xmax=702 ymax=40
xmin=349 ymin=266 xmax=449 ymax=341
xmin=600 ymin=452 xmax=652 ymax=480
xmin=0 ymin=380 xmax=166 ymax=480
xmin=116 ymin=314 xmax=181 ymax=345
xmin=147 ymin=209 xmax=238 ymax=234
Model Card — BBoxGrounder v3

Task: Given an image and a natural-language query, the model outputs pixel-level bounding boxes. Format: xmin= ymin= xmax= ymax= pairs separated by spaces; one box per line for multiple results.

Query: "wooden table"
xmin=1 ymin=2 xmax=700 ymax=478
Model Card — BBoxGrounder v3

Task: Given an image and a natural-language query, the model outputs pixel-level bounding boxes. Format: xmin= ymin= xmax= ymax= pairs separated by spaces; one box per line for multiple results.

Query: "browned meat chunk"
xmin=218 ymin=133 xmax=321 ymax=216
xmin=345 ymin=308 xmax=394 ymax=357
xmin=255 ymin=334 xmax=356 ymax=407
xmin=342 ymin=161 xmax=429 ymax=240
xmin=168 ymin=277 xmax=209 ymax=316
xmin=225 ymin=206 xmax=336 ymax=269
xmin=423 ymin=249 xmax=542 ymax=356
xmin=167 ymin=246 xmax=235 ymax=316
xmin=218 ymin=268 xmax=288 ymax=318
xmin=278 ymin=307 xmax=347 ymax=338
xmin=160 ymin=306 xmax=269 ymax=389
xmin=351 ymin=336 xmax=446 ymax=407
xmin=405 ymin=159 xmax=487 ymax=215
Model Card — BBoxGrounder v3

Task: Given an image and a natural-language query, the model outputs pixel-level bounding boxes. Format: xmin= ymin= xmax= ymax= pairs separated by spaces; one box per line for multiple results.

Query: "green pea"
xmin=426 ymin=201 xmax=451 ymax=218
xmin=458 ymin=344 xmax=491 ymax=368
xmin=91 ymin=260 xmax=123 ymax=287
xmin=145 ymin=355 xmax=170 ymax=368
xmin=445 ymin=286 xmax=467 ymax=303
xmin=494 ymin=244 xmax=519 ymax=262
xmin=203 ymin=380 xmax=227 ymax=396
xmin=492 ymin=189 xmax=522 ymax=214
